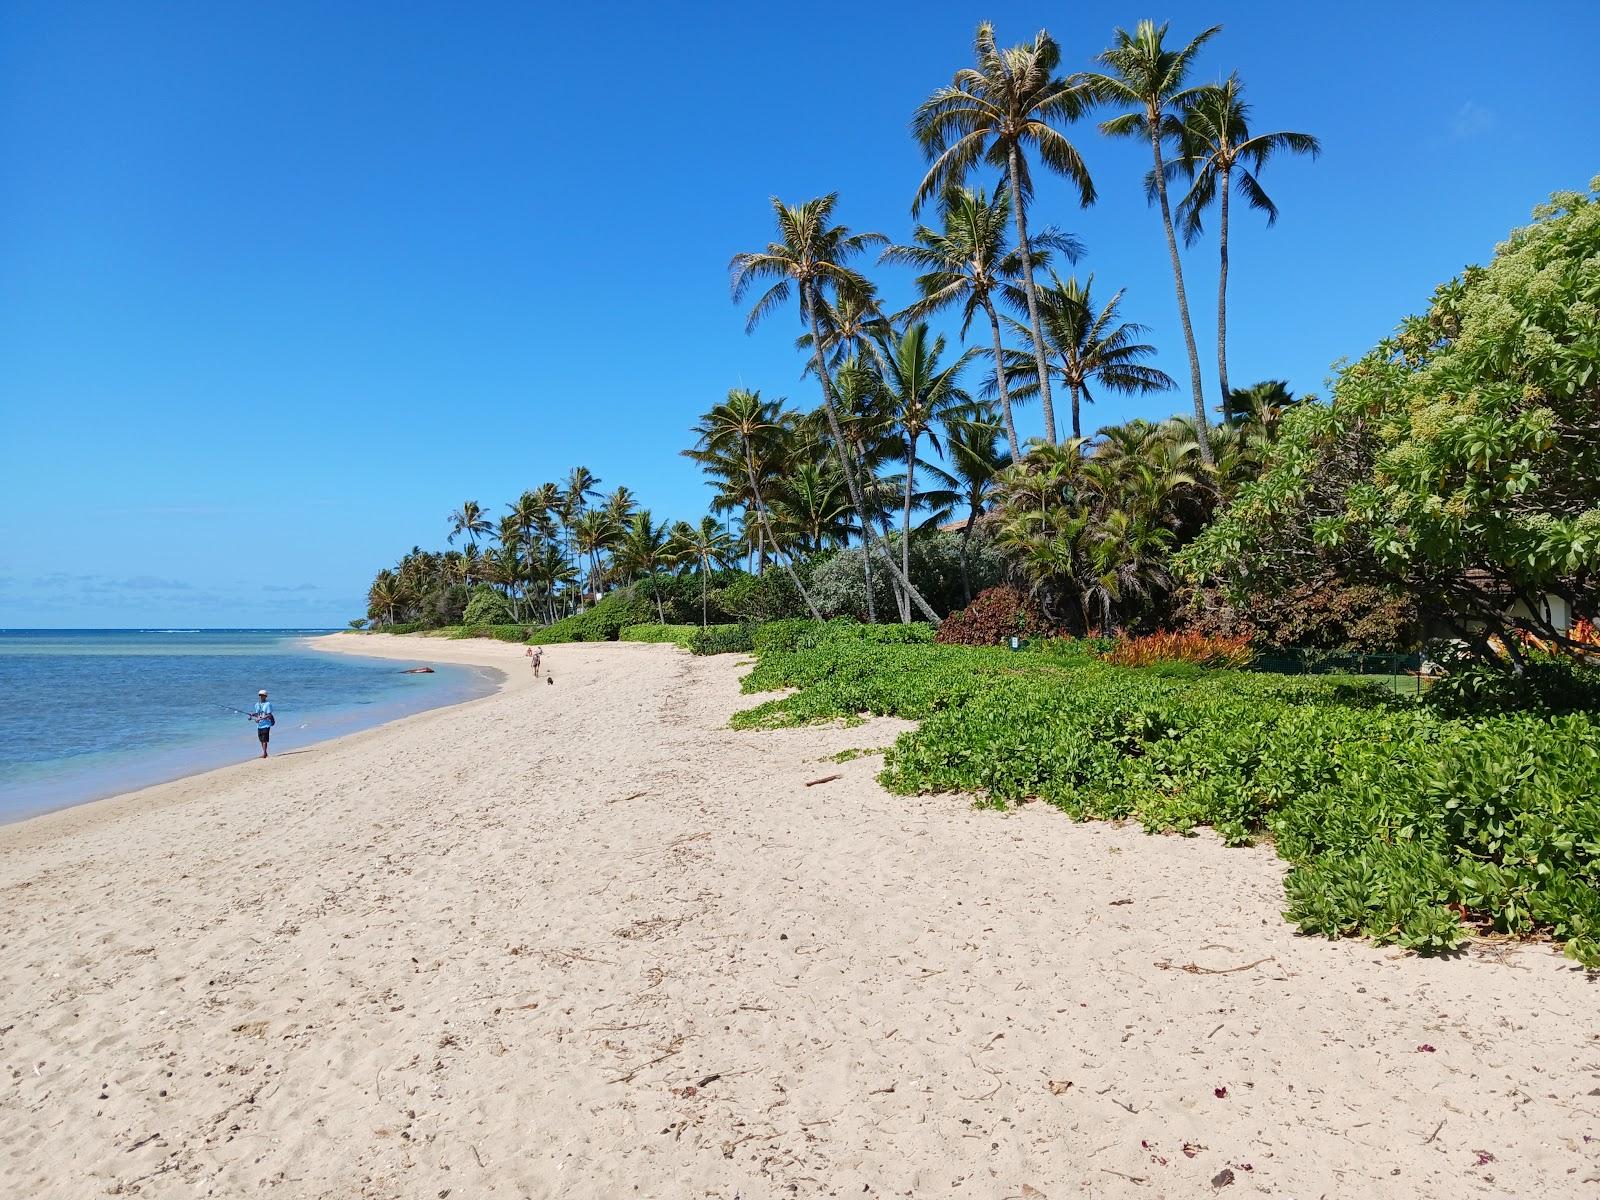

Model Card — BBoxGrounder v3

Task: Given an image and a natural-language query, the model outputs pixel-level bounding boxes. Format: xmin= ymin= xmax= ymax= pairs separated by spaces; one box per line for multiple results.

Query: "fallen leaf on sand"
xmin=1047 ymin=1079 xmax=1072 ymax=1095
xmin=1211 ymin=1167 xmax=1235 ymax=1188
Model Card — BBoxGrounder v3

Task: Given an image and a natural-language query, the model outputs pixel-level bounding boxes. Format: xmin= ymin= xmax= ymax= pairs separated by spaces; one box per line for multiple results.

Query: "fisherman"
xmin=250 ymin=689 xmax=275 ymax=758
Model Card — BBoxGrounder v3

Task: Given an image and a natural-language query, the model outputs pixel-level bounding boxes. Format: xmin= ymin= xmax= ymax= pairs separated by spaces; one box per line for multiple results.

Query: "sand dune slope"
xmin=2 ymin=634 xmax=1597 ymax=1199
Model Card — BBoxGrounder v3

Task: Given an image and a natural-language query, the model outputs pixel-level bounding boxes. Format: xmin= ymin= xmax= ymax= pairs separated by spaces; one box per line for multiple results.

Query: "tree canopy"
xmin=1182 ymin=181 xmax=1600 ymax=662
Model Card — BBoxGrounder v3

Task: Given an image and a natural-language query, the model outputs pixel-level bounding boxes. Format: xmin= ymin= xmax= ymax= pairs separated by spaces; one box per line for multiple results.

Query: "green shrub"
xmin=808 ymin=531 xmax=1006 ymax=622
xmin=722 ymin=567 xmax=810 ymax=623
xmin=453 ymin=624 xmax=534 ymax=642
xmin=734 ymin=637 xmax=1600 ymax=968
xmin=687 ymin=623 xmax=756 ymax=655
xmin=634 ymin=571 xmax=740 ymax=625
xmin=378 ymin=621 xmax=429 ymax=635
xmin=1426 ymin=651 xmax=1600 ymax=717
xmin=530 ymin=589 xmax=652 ymax=644
xmin=620 ymin=623 xmax=698 ymax=648
xmin=462 ymin=584 xmax=514 ymax=627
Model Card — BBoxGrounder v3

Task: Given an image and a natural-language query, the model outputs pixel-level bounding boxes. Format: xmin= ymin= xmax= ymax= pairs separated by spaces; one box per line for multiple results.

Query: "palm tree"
xmin=617 ymin=511 xmax=675 ymax=623
xmin=729 ymin=193 xmax=939 ymax=621
xmin=601 ymin=486 xmax=638 ymax=527
xmin=770 ymin=462 xmax=853 ymax=555
xmin=563 ymin=466 xmax=601 ymax=514
xmin=913 ymin=22 xmax=1095 ymax=446
xmin=368 ymin=569 xmax=402 ymax=626
xmin=797 ymin=288 xmax=894 ymax=374
xmin=1000 ymin=274 xmax=1176 ymax=439
xmin=924 ymin=405 xmax=1011 ymax=603
xmin=572 ymin=509 xmax=619 ymax=597
xmin=669 ymin=517 xmax=736 ymax=627
xmin=879 ymin=322 xmax=977 ymax=620
xmin=529 ymin=544 xmax=578 ymax=623
xmin=1227 ymin=378 xmax=1304 ymax=438
xmin=1080 ymin=20 xmax=1222 ymax=462
xmin=1172 ymin=76 xmax=1319 ymax=420
xmin=447 ymin=500 xmax=492 ymax=549
xmin=686 ymin=389 xmax=823 ymax=620
xmin=885 ymin=186 xmax=1083 ymax=460
xmin=826 ymin=356 xmax=898 ymax=623
xmin=506 ymin=490 xmax=545 ymax=547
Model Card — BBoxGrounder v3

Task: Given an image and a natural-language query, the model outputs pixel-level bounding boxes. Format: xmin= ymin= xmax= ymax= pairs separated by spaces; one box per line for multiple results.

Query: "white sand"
xmin=2 ymin=632 xmax=1596 ymax=1198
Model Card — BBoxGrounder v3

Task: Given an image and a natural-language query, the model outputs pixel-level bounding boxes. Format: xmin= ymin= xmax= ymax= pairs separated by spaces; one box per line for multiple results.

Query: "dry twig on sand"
xmin=1155 ymin=957 xmax=1274 ymax=975
xmin=609 ymin=1034 xmax=688 ymax=1084
xmin=805 ymin=774 xmax=842 ymax=787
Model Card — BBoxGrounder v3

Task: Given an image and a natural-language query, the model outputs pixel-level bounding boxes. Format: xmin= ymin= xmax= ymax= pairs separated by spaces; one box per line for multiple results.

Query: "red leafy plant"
xmin=1103 ymin=630 xmax=1254 ymax=669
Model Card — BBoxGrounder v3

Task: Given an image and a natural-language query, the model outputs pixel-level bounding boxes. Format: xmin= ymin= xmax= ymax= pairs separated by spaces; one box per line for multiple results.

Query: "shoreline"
xmin=0 ymin=633 xmax=513 ymax=843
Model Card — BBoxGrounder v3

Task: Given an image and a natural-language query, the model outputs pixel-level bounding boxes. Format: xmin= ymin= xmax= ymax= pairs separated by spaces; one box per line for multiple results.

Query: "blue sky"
xmin=2 ymin=1 xmax=1596 ymax=627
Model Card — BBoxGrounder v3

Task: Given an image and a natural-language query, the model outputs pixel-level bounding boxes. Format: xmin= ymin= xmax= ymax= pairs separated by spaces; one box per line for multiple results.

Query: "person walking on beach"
xmin=526 ymin=646 xmax=542 ymax=678
xmin=250 ymin=689 xmax=275 ymax=758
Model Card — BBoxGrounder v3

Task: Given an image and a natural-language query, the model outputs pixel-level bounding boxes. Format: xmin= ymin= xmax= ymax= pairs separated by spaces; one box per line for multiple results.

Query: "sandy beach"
xmin=2 ymin=632 xmax=1596 ymax=1199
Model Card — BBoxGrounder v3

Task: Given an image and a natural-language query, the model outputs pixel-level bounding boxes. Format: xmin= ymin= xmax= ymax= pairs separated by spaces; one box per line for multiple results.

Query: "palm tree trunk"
xmin=1148 ymin=121 xmax=1214 ymax=465
xmin=958 ymin=500 xmax=977 ymax=606
xmin=743 ymin=442 xmax=823 ymax=622
xmin=859 ymin=506 xmax=878 ymax=624
xmin=1007 ymin=144 xmax=1058 ymax=445
xmin=805 ymin=306 xmax=941 ymax=622
xmin=900 ymin=432 xmax=917 ymax=624
xmin=1215 ymin=164 xmax=1233 ymax=424
xmin=1070 ymin=381 xmax=1081 ymax=440
xmin=982 ymin=297 xmax=1023 ymax=460
xmin=701 ymin=570 xmax=708 ymax=628
xmin=848 ymin=444 xmax=880 ymax=624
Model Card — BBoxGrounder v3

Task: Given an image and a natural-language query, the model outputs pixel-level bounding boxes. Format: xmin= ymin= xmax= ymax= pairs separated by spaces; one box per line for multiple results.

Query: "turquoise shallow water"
xmin=0 ymin=630 xmax=496 ymax=822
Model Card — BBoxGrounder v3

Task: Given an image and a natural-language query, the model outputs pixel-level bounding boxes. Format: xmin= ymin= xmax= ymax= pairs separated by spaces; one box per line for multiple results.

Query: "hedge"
xmin=620 ymin=623 xmax=698 ymax=648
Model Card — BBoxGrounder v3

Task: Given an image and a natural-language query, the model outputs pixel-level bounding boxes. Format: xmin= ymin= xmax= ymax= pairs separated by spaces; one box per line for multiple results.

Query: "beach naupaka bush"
xmin=736 ymin=637 xmax=1600 ymax=967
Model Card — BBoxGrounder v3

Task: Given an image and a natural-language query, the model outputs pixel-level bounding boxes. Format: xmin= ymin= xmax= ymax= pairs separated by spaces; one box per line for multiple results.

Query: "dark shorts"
xmin=257 ymin=728 xmax=271 ymax=744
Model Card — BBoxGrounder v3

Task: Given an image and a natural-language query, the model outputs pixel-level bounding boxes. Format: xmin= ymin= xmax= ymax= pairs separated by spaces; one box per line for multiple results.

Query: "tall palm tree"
xmin=669 ymin=517 xmax=736 ymax=627
xmin=729 ymin=194 xmax=939 ymax=621
xmin=884 ymin=186 xmax=1083 ymax=460
xmin=617 ymin=511 xmax=675 ymax=623
xmin=368 ymin=569 xmax=402 ymax=626
xmin=506 ymin=490 xmax=545 ymax=547
xmin=1000 ymin=274 xmax=1176 ymax=439
xmin=913 ymin=22 xmax=1096 ymax=445
xmin=826 ymin=356 xmax=898 ymax=623
xmin=446 ymin=500 xmax=492 ymax=549
xmin=601 ymin=485 xmax=638 ymax=527
xmin=879 ymin=322 xmax=977 ymax=620
xmin=1080 ymin=20 xmax=1222 ymax=462
xmin=1172 ymin=76 xmax=1319 ymax=420
xmin=529 ymin=543 xmax=578 ymax=623
xmin=924 ymin=405 xmax=1011 ymax=604
xmin=685 ymin=389 xmax=823 ymax=620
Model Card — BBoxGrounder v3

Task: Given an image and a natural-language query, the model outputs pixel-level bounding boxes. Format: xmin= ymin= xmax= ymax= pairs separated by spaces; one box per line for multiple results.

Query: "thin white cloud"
xmin=1450 ymin=100 xmax=1496 ymax=141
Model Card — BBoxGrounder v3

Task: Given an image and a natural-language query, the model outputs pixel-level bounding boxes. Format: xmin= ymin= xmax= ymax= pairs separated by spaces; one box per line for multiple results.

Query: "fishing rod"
xmin=214 ymin=703 xmax=254 ymax=717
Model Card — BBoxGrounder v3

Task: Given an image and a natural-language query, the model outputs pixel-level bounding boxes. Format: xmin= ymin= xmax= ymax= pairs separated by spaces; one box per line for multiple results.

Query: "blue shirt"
xmin=252 ymin=701 xmax=273 ymax=729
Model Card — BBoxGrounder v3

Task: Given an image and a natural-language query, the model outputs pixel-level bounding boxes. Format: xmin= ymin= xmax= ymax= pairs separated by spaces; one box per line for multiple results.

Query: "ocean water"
xmin=0 ymin=630 xmax=498 ymax=822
